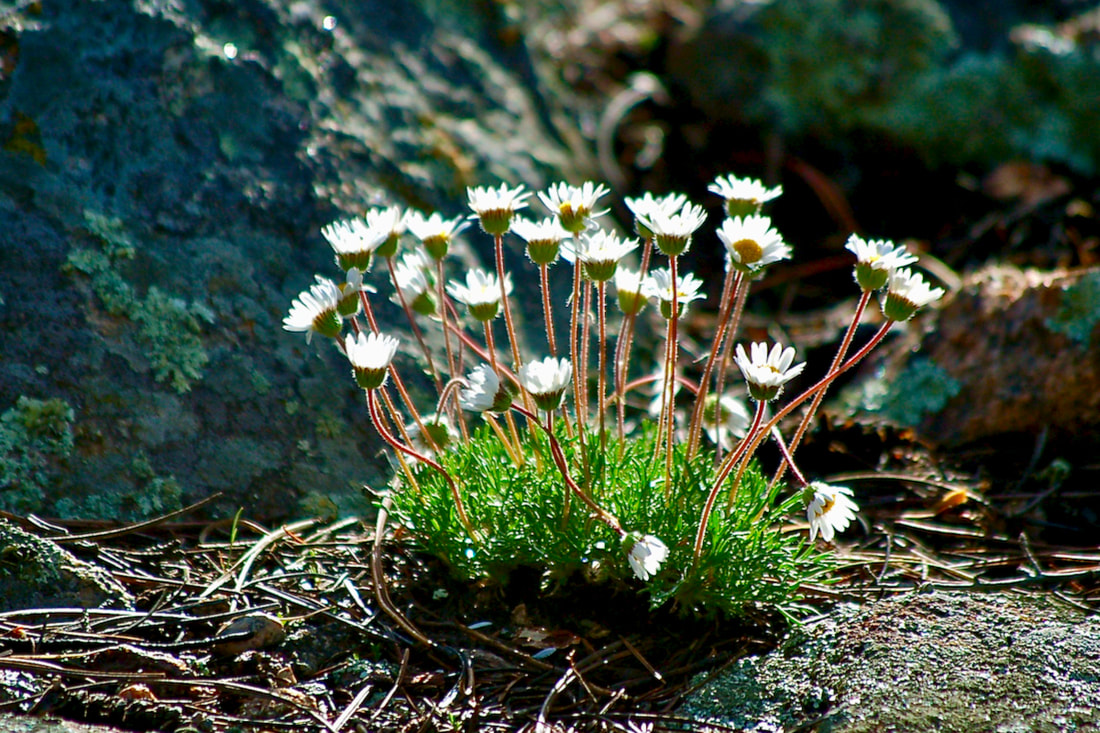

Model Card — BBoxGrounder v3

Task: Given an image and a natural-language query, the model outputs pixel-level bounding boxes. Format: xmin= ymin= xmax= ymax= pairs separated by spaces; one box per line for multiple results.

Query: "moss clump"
xmin=754 ymin=0 xmax=956 ymax=135
xmin=53 ymin=451 xmax=183 ymax=522
xmin=133 ymin=286 xmax=212 ymax=393
xmin=65 ymin=211 xmax=210 ymax=392
xmin=1046 ymin=271 xmax=1100 ymax=347
xmin=853 ymin=357 xmax=961 ymax=427
xmin=0 ymin=397 xmax=74 ymax=515
xmin=0 ymin=519 xmax=132 ymax=611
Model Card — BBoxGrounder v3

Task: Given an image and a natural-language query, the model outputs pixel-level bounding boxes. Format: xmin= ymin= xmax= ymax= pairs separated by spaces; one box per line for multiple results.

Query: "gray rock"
xmin=0 ymin=0 xmax=590 ymax=522
xmin=0 ymin=713 xmax=134 ymax=733
xmin=682 ymin=591 xmax=1100 ymax=731
xmin=846 ymin=264 xmax=1100 ymax=446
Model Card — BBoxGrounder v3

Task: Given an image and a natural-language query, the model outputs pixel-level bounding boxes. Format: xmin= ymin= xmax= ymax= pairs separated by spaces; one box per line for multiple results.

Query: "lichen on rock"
xmin=682 ymin=592 xmax=1100 ymax=731
xmin=0 ymin=519 xmax=133 ymax=612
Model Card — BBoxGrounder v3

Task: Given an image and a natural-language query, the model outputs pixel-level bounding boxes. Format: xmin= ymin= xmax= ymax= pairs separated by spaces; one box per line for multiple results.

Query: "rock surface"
xmin=682 ymin=591 xmax=1100 ymax=731
xmin=0 ymin=0 xmax=589 ymax=522
xmin=0 ymin=519 xmax=132 ymax=612
xmin=849 ymin=264 xmax=1100 ymax=447
xmin=0 ymin=714 xmax=133 ymax=733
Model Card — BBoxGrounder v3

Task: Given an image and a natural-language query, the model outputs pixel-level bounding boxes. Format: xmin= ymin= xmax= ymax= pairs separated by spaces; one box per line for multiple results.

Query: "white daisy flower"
xmin=716 ymin=215 xmax=791 ymax=274
xmin=647 ymin=267 xmax=706 ymax=319
xmin=510 ymin=216 xmax=571 ymax=266
xmin=639 ymin=201 xmax=707 ymax=256
xmin=467 ymin=183 xmax=531 ymax=235
xmin=406 ymin=211 xmax=470 ymax=260
xmin=625 ymin=533 xmax=669 ymax=582
xmin=284 ymin=277 xmax=343 ymax=344
xmin=346 ymin=331 xmax=400 ymax=390
xmin=624 ymin=192 xmax=688 ymax=238
xmin=364 ymin=205 xmax=407 ymax=258
xmin=645 ymin=360 xmax=679 ymax=421
xmin=459 ymin=364 xmax=515 ymax=413
xmin=446 ymin=269 xmax=512 ymax=322
xmin=335 ymin=269 xmax=376 ymax=317
xmin=702 ymin=393 xmax=752 ymax=451
xmin=614 ymin=266 xmax=649 ymax=316
xmin=845 ymin=234 xmax=919 ymax=292
xmin=321 ymin=218 xmax=387 ymax=273
xmin=734 ymin=341 xmax=806 ymax=402
xmin=575 ymin=230 xmax=638 ymax=282
xmin=406 ymin=414 xmax=457 ymax=456
xmin=392 ymin=253 xmax=435 ymax=316
xmin=519 ymin=356 xmax=573 ymax=412
xmin=538 ymin=181 xmax=610 ymax=234
xmin=708 ymin=174 xmax=782 ymax=217
xmin=881 ymin=268 xmax=945 ymax=322
xmin=805 ymin=482 xmax=859 ymax=543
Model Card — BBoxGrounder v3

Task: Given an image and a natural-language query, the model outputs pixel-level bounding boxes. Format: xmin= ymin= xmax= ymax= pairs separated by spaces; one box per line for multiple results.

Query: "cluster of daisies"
xmin=284 ymin=174 xmax=944 ymax=582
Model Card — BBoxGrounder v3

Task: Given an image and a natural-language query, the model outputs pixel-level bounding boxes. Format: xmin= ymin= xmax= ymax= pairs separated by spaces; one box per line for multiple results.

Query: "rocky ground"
xmin=2 ymin=0 xmax=1100 ymax=730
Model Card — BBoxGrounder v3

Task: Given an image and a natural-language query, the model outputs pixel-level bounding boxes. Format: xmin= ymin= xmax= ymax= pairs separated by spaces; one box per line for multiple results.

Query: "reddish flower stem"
xmin=366 ymin=389 xmax=477 ymax=542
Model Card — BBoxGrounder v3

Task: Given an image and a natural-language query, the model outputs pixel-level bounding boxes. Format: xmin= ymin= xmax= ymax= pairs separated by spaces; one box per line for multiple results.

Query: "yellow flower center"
xmin=732 ymin=238 xmax=763 ymax=265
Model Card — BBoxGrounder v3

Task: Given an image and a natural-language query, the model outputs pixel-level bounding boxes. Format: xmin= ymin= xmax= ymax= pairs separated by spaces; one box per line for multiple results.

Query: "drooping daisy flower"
xmin=519 ymin=356 xmax=573 ymax=412
xmin=575 ymin=230 xmax=638 ymax=282
xmin=845 ymin=234 xmax=919 ymax=292
xmin=734 ymin=341 xmax=806 ymax=402
xmin=639 ymin=201 xmax=707 ymax=257
xmin=446 ymin=269 xmax=513 ymax=322
xmin=614 ymin=266 xmax=649 ymax=316
xmin=805 ymin=482 xmax=859 ymax=543
xmin=459 ymin=364 xmax=516 ymax=413
xmin=406 ymin=211 xmax=470 ymax=261
xmin=708 ymin=174 xmax=782 ymax=218
xmin=467 ymin=183 xmax=531 ymax=235
xmin=538 ymin=181 xmax=610 ymax=234
xmin=645 ymin=360 xmax=679 ymax=421
xmin=716 ymin=215 xmax=791 ymax=274
xmin=321 ymin=218 xmax=387 ymax=273
xmin=702 ymin=393 xmax=752 ymax=450
xmin=364 ymin=205 xmax=407 ymax=258
xmin=647 ymin=267 xmax=706 ymax=319
xmin=283 ymin=278 xmax=343 ymax=344
xmin=511 ymin=216 xmax=571 ymax=266
xmin=881 ymin=268 xmax=945 ymax=322
xmin=625 ymin=192 xmax=689 ymax=239
xmin=346 ymin=331 xmax=400 ymax=390
xmin=392 ymin=252 xmax=435 ymax=316
xmin=406 ymin=414 xmax=457 ymax=456
xmin=624 ymin=533 xmax=669 ymax=582
xmin=335 ymin=269 xmax=376 ymax=317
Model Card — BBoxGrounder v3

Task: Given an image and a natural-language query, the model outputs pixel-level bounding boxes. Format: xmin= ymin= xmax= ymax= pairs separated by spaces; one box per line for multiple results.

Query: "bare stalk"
xmin=686 ymin=270 xmax=743 ymax=456
xmin=691 ymin=399 xmax=766 ymax=563
xmin=693 ymin=320 xmax=894 ymax=563
xmin=511 ymin=403 xmax=624 ymax=536
xmin=770 ymin=289 xmax=872 ymax=488
xmin=366 ymin=389 xmax=477 ymax=542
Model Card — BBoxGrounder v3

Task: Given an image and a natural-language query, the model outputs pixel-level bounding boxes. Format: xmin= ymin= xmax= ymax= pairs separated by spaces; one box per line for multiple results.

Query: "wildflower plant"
xmin=284 ymin=174 xmax=944 ymax=618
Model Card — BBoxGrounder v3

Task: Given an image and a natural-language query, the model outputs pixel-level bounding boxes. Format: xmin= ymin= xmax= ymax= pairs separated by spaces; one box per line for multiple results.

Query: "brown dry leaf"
xmin=117 ymin=683 xmax=157 ymax=702
xmin=983 ymin=161 xmax=1070 ymax=206
xmin=515 ymin=627 xmax=582 ymax=650
xmin=933 ymin=488 xmax=973 ymax=514
xmin=213 ymin=612 xmax=286 ymax=656
xmin=239 ymin=686 xmax=319 ymax=718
